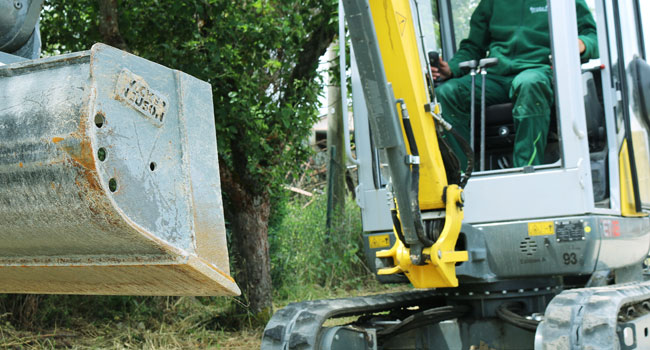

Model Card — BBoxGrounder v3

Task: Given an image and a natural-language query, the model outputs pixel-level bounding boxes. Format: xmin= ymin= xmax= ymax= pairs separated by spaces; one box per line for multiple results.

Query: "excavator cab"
xmin=0 ymin=1 xmax=238 ymax=296
xmin=264 ymin=0 xmax=650 ymax=349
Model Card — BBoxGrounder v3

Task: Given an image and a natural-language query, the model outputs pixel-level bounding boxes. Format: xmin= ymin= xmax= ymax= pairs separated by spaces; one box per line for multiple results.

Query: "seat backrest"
xmin=583 ymin=71 xmax=606 ymax=151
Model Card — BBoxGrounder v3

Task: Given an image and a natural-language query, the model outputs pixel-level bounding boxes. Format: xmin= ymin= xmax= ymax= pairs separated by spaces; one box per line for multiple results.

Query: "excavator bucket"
xmin=0 ymin=44 xmax=239 ymax=296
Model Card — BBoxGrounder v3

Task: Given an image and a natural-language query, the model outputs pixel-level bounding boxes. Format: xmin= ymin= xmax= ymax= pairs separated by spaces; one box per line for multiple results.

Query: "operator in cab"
xmin=431 ymin=0 xmax=598 ymax=169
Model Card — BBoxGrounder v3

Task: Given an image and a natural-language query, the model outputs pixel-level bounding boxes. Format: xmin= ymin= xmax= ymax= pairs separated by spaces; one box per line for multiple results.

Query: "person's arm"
xmin=447 ymin=0 xmax=493 ymax=78
xmin=576 ymin=0 xmax=599 ymax=61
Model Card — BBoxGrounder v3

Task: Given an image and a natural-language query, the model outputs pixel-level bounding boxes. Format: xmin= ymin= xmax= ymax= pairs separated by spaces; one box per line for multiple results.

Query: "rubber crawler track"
xmin=261 ymin=289 xmax=439 ymax=350
xmin=538 ymin=280 xmax=650 ymax=349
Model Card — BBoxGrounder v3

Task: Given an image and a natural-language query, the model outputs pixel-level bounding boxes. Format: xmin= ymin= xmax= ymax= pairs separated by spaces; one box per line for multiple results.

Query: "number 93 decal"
xmin=563 ymin=252 xmax=578 ymax=265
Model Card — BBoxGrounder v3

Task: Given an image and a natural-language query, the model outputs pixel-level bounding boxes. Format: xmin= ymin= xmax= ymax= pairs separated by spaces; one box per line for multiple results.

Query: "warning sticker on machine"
xmin=528 ymin=221 xmax=555 ymax=236
xmin=369 ymin=234 xmax=391 ymax=249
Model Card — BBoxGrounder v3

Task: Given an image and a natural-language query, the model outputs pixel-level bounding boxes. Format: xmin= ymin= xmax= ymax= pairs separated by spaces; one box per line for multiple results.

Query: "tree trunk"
xmin=326 ymin=41 xmax=346 ymax=229
xmin=220 ymin=164 xmax=273 ymax=318
xmin=231 ymin=191 xmax=272 ymax=317
xmin=97 ymin=0 xmax=128 ymax=51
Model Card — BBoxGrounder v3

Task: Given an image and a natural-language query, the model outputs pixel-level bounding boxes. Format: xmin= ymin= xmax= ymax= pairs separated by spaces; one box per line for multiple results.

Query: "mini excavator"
xmin=262 ymin=0 xmax=650 ymax=349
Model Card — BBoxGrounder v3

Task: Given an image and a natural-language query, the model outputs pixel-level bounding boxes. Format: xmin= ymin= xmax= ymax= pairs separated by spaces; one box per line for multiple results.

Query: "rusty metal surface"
xmin=0 ymin=44 xmax=239 ymax=296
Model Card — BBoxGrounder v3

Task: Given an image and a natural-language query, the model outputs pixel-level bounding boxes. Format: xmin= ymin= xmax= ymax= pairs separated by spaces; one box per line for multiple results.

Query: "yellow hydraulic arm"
xmin=343 ymin=0 xmax=468 ymax=288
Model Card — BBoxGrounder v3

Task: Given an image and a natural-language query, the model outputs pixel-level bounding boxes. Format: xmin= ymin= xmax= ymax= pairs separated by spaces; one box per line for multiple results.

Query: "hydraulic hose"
xmin=377 ymin=305 xmax=470 ymax=338
xmin=397 ymin=99 xmax=434 ymax=248
xmin=496 ymin=302 xmax=540 ymax=332
xmin=429 ymin=105 xmax=474 ymax=188
xmin=448 ymin=126 xmax=474 ymax=189
xmin=390 ymin=208 xmax=408 ymax=248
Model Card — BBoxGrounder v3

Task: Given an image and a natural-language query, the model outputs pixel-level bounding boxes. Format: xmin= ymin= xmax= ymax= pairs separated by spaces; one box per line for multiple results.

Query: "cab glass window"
xmin=450 ymin=0 xmax=480 ymax=50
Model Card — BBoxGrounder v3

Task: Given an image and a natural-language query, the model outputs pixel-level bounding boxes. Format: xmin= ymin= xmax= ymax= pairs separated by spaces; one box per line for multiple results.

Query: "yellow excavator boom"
xmin=348 ymin=0 xmax=468 ymax=288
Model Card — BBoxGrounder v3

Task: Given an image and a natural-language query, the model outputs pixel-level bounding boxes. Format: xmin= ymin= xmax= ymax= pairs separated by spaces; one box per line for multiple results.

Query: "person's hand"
xmin=578 ymin=39 xmax=586 ymax=54
xmin=431 ymin=59 xmax=452 ymax=81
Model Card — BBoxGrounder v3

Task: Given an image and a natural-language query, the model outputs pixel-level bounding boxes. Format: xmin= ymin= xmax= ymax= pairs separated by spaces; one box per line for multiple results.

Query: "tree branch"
xmin=286 ymin=8 xmax=337 ymax=98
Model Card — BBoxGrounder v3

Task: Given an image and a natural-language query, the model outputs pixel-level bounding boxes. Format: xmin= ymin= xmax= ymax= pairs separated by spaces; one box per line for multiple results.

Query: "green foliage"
xmin=269 ymin=194 xmax=371 ymax=300
xmin=41 ymin=0 xmax=336 ymax=194
xmin=268 ymin=189 xmax=290 ymax=235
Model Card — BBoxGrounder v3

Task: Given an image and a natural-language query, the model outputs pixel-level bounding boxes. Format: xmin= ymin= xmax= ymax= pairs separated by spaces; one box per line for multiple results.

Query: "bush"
xmin=269 ymin=193 xmax=372 ymax=300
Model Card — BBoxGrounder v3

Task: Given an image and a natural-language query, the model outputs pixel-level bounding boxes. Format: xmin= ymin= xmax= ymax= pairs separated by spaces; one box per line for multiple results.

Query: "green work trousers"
xmin=436 ymin=66 xmax=554 ymax=168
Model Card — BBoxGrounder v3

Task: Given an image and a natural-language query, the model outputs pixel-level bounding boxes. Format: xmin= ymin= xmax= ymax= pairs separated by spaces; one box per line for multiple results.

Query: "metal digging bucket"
xmin=0 ymin=44 xmax=239 ymax=296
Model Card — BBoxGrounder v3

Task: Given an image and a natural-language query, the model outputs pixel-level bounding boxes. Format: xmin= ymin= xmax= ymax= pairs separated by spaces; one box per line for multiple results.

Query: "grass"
xmin=0 ymin=317 xmax=262 ymax=349
xmin=0 ymin=286 xmax=409 ymax=349
xmin=0 ymin=296 xmax=262 ymax=349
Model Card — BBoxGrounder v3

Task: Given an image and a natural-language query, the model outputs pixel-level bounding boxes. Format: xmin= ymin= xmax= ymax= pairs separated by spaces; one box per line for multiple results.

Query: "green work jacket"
xmin=448 ymin=0 xmax=599 ymax=78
